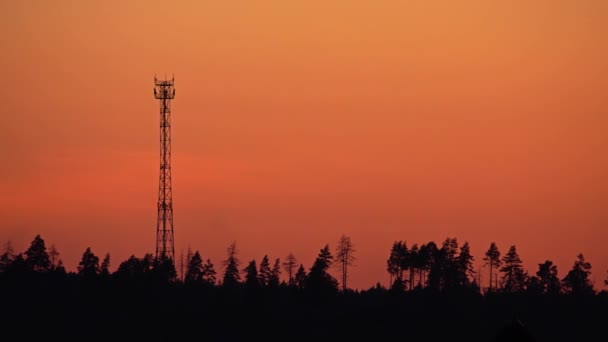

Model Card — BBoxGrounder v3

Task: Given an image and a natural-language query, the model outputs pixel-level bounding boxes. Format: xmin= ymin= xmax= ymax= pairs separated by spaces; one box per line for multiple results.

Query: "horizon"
xmin=1 ymin=0 xmax=607 ymax=291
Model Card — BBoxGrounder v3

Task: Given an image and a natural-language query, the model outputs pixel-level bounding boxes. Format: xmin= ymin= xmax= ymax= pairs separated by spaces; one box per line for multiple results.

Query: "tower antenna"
xmin=153 ymin=76 xmax=176 ymax=262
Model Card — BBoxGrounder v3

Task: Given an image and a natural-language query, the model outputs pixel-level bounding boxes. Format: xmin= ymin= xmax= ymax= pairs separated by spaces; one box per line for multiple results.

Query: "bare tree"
xmin=49 ymin=244 xmax=60 ymax=270
xmin=179 ymin=249 xmax=185 ymax=282
xmin=282 ymin=253 xmax=298 ymax=285
xmin=335 ymin=235 xmax=356 ymax=291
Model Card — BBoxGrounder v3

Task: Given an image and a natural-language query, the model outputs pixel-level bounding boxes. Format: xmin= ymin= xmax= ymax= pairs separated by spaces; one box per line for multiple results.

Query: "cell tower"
xmin=154 ymin=76 xmax=176 ymax=262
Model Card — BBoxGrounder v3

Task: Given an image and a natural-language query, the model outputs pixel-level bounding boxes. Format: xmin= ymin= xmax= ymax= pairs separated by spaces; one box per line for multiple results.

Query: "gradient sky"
xmin=1 ymin=0 xmax=607 ymax=290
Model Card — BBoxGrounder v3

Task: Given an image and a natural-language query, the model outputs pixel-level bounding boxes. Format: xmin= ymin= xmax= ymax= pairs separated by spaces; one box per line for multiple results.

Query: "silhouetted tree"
xmin=306 ymin=244 xmax=338 ymax=294
xmin=387 ymin=242 xmax=401 ymax=286
xmin=500 ymin=245 xmax=527 ymax=293
xmin=440 ymin=237 xmax=460 ymax=291
xmin=335 ymin=235 xmax=355 ymax=291
xmin=0 ymin=241 xmax=14 ymax=273
xmin=141 ymin=253 xmax=155 ymax=269
xmin=258 ymin=255 xmax=272 ymax=286
xmin=427 ymin=243 xmax=444 ymax=291
xmin=526 ymin=275 xmax=542 ymax=295
xmin=269 ymin=258 xmax=281 ymax=287
xmin=222 ymin=242 xmax=240 ymax=287
xmin=443 ymin=237 xmax=459 ymax=260
xmin=244 ymin=260 xmax=259 ymax=289
xmin=390 ymin=277 xmax=405 ymax=292
xmin=115 ymin=254 xmax=154 ymax=280
xmin=425 ymin=238 xmax=460 ymax=292
xmin=4 ymin=253 xmax=27 ymax=275
xmin=536 ymin=260 xmax=561 ymax=295
xmin=416 ymin=243 xmax=432 ymax=287
xmin=424 ymin=241 xmax=439 ymax=289
xmin=387 ymin=241 xmax=409 ymax=288
xmin=54 ymin=259 xmax=66 ymax=275
xmin=183 ymin=247 xmax=193 ymax=282
xmin=202 ymin=258 xmax=217 ymax=285
xmin=25 ymin=235 xmax=51 ymax=273
xmin=100 ymin=253 xmax=111 ymax=277
xmin=77 ymin=247 xmax=100 ymax=278
xmin=397 ymin=241 xmax=410 ymax=288
xmin=178 ymin=249 xmax=185 ymax=282
xmin=152 ymin=256 xmax=177 ymax=282
xmin=457 ymin=241 xmax=475 ymax=287
xmin=483 ymin=242 xmax=501 ymax=292
xmin=45 ymin=244 xmax=66 ymax=275
xmin=294 ymin=264 xmax=307 ymax=289
xmin=282 ymin=253 xmax=298 ymax=286
xmin=115 ymin=255 xmax=139 ymax=279
xmin=48 ymin=244 xmax=60 ymax=270
xmin=562 ymin=253 xmax=594 ymax=296
xmin=185 ymin=251 xmax=204 ymax=284
xmin=408 ymin=244 xmax=419 ymax=290
xmin=605 ymin=270 xmax=608 ymax=287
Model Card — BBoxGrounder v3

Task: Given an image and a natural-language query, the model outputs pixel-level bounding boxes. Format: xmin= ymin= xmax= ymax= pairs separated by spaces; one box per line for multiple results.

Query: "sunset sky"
xmin=1 ymin=0 xmax=607 ymax=290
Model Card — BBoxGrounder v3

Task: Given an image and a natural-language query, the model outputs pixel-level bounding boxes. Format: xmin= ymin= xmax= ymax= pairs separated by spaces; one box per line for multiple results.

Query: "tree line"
xmin=1 ymin=234 xmax=605 ymax=296
xmin=0 ymin=234 xmax=356 ymax=295
xmin=2 ymin=233 xmax=608 ymax=341
xmin=386 ymin=238 xmax=599 ymax=296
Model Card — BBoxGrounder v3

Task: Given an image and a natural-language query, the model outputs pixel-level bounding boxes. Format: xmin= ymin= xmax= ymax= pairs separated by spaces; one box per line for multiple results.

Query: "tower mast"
xmin=154 ymin=76 xmax=176 ymax=262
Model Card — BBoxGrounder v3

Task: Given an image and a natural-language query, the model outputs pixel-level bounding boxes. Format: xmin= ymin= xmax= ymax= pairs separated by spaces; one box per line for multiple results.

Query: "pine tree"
xmin=282 ymin=253 xmax=298 ymax=286
xmin=397 ymin=241 xmax=409 ymax=285
xmin=483 ymin=242 xmax=501 ymax=292
xmin=244 ymin=260 xmax=259 ymax=288
xmin=562 ymin=253 xmax=594 ymax=295
xmin=258 ymin=255 xmax=272 ymax=286
xmin=115 ymin=255 xmax=153 ymax=280
xmin=416 ymin=243 xmax=431 ymax=287
xmin=294 ymin=264 xmax=307 ymax=289
xmin=55 ymin=259 xmax=66 ymax=275
xmin=48 ymin=244 xmax=60 ymax=270
xmin=152 ymin=255 xmax=177 ymax=282
xmin=424 ymin=242 xmax=439 ymax=290
xmin=25 ymin=235 xmax=51 ymax=273
xmin=0 ymin=241 xmax=15 ymax=273
xmin=78 ymin=247 xmax=100 ymax=278
xmin=500 ymin=245 xmax=527 ymax=293
xmin=100 ymin=253 xmax=111 ymax=277
xmin=335 ymin=235 xmax=355 ymax=291
xmin=536 ymin=260 xmax=561 ymax=295
xmin=222 ymin=242 xmax=240 ymax=287
xmin=408 ymin=244 xmax=419 ymax=290
xmin=202 ymin=258 xmax=217 ymax=285
xmin=306 ymin=244 xmax=338 ymax=293
xmin=184 ymin=247 xmax=193 ymax=282
xmin=387 ymin=241 xmax=409 ymax=288
xmin=7 ymin=254 xmax=27 ymax=274
xmin=387 ymin=242 xmax=401 ymax=286
xmin=185 ymin=251 xmax=204 ymax=284
xmin=456 ymin=241 xmax=475 ymax=287
xmin=442 ymin=237 xmax=459 ymax=262
xmin=269 ymin=258 xmax=281 ymax=287
xmin=438 ymin=237 xmax=460 ymax=291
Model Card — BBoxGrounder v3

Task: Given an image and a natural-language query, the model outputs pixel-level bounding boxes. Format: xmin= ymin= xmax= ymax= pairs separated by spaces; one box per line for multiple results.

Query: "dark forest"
xmin=1 ymin=235 xmax=606 ymax=342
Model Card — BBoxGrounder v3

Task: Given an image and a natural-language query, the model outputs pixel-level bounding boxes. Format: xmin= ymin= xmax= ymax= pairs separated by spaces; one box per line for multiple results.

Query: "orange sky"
xmin=1 ymin=0 xmax=607 ymax=290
